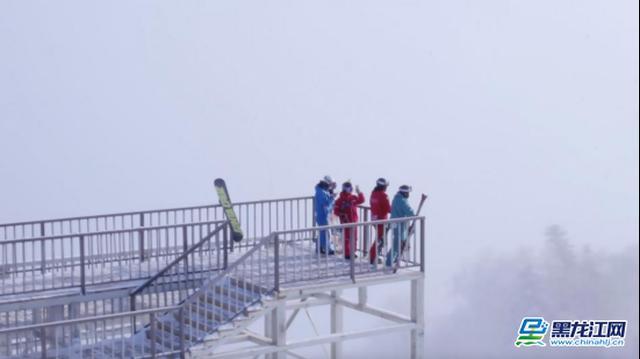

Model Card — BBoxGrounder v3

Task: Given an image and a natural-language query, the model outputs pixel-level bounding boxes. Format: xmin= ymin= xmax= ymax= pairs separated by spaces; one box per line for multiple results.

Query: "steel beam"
xmin=330 ymin=290 xmax=343 ymax=359
xmin=410 ymin=278 xmax=425 ymax=359
xmin=202 ymin=323 xmax=418 ymax=359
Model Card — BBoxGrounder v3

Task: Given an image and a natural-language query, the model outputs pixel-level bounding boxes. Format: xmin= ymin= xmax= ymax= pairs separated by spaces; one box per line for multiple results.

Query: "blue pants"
xmin=385 ymin=224 xmax=407 ymax=267
xmin=316 ymin=217 xmax=334 ymax=253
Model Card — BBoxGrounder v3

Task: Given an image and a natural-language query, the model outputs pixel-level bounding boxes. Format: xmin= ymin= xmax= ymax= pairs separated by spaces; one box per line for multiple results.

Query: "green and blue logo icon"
xmin=515 ymin=317 xmax=550 ymax=347
xmin=515 ymin=317 xmax=627 ymax=348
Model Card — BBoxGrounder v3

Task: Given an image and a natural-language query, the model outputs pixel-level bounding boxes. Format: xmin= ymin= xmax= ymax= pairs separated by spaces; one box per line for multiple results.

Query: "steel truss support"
xmin=330 ymin=290 xmax=343 ymax=359
xmin=411 ymin=278 xmax=425 ymax=359
xmin=193 ymin=275 xmax=425 ymax=359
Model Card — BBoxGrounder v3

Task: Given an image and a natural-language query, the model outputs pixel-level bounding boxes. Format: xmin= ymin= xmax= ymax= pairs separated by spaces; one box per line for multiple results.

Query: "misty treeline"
xmin=427 ymin=225 xmax=639 ymax=358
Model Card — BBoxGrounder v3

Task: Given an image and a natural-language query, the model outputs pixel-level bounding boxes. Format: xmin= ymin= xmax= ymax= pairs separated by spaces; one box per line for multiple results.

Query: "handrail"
xmin=130 ymin=222 xmax=228 ymax=297
xmin=0 ymin=220 xmax=227 ymax=245
xmin=271 ymin=215 xmax=426 ymax=288
xmin=0 ymin=220 xmax=228 ymax=297
xmin=0 ymin=306 xmax=180 ymax=334
xmin=274 ymin=216 xmax=424 ymax=234
xmin=181 ymin=233 xmax=274 ymax=308
xmin=0 ymin=196 xmax=313 ymax=227
xmin=178 ymin=216 xmax=425 ymax=303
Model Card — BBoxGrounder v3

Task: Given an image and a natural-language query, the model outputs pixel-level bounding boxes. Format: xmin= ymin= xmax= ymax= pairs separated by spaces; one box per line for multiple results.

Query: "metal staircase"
xmin=80 ymin=277 xmax=269 ymax=358
xmin=80 ymin=234 xmax=278 ymax=358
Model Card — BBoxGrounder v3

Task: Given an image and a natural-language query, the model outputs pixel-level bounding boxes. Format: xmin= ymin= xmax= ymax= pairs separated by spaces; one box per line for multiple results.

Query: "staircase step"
xmin=155 ymin=318 xmax=199 ymax=344
xmin=147 ymin=326 xmax=180 ymax=353
xmin=108 ymin=342 xmax=135 ymax=358
xmin=88 ymin=340 xmax=135 ymax=358
xmin=200 ymin=290 xmax=255 ymax=313
xmin=181 ymin=306 xmax=220 ymax=332
xmin=188 ymin=300 xmax=236 ymax=323
xmin=210 ymin=283 xmax=261 ymax=304
xmin=228 ymin=277 xmax=265 ymax=295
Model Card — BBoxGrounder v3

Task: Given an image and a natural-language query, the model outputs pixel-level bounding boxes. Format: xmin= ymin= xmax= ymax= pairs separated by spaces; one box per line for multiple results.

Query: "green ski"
xmin=214 ymin=178 xmax=243 ymax=242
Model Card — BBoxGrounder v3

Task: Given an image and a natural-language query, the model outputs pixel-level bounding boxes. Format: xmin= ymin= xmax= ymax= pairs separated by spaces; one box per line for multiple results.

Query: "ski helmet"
xmin=320 ymin=175 xmax=333 ymax=185
xmin=342 ymin=181 xmax=353 ymax=192
xmin=376 ymin=178 xmax=389 ymax=187
xmin=399 ymin=185 xmax=412 ymax=194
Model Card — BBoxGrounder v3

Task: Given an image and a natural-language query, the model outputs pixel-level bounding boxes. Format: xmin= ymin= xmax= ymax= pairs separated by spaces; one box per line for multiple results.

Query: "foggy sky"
xmin=1 ymin=1 xmax=638 ymax=358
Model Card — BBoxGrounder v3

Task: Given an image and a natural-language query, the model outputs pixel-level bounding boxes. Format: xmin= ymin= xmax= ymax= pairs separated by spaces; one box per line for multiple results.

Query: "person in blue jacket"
xmin=315 ymin=175 xmax=336 ymax=255
xmin=386 ymin=185 xmax=415 ymax=267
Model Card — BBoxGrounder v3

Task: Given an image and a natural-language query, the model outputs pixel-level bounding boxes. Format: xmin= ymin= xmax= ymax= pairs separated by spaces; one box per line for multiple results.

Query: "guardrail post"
xmin=223 ymin=223 xmax=229 ymax=270
xmin=420 ymin=217 xmax=425 ymax=273
xmin=311 ymin=197 xmax=317 ymax=227
xmin=178 ymin=307 xmax=186 ymax=359
xmin=150 ymin=313 xmax=157 ymax=358
xmin=362 ymin=209 xmax=369 ymax=259
xmin=39 ymin=222 xmax=47 ymax=273
xmin=274 ymin=234 xmax=280 ymax=292
xmin=139 ymin=214 xmax=145 ymax=262
xmin=182 ymin=225 xmax=189 ymax=276
xmin=130 ymin=295 xmax=137 ymax=333
xmin=79 ymin=235 xmax=86 ymax=295
xmin=350 ymin=231 xmax=356 ymax=283
xmin=40 ymin=326 xmax=47 ymax=359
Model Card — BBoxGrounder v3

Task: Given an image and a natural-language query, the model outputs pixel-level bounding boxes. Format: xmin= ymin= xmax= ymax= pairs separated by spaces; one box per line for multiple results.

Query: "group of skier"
xmin=314 ymin=175 xmax=416 ymax=268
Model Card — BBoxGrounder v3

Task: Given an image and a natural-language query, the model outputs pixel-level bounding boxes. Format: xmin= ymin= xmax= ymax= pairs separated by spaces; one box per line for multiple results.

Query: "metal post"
xmin=150 ymin=313 xmax=157 ymax=358
xmin=40 ymin=326 xmax=47 ymax=359
xmin=349 ymin=233 xmax=355 ymax=283
xmin=79 ymin=235 xmax=86 ymax=295
xmin=274 ymin=235 xmax=280 ymax=292
xmin=311 ymin=197 xmax=317 ymax=227
xmin=178 ymin=307 xmax=186 ymax=359
xmin=362 ymin=209 xmax=369 ymax=259
xmin=358 ymin=287 xmax=367 ymax=308
xmin=130 ymin=296 xmax=137 ymax=331
xmin=272 ymin=301 xmax=286 ymax=359
xmin=182 ymin=225 xmax=189 ymax=276
xmin=223 ymin=223 xmax=229 ymax=270
xmin=410 ymin=278 xmax=425 ymax=359
xmin=139 ymin=214 xmax=145 ymax=262
xmin=69 ymin=302 xmax=80 ymax=344
xmin=264 ymin=311 xmax=273 ymax=359
xmin=40 ymin=222 xmax=45 ymax=273
xmin=420 ymin=218 xmax=425 ymax=273
xmin=331 ymin=290 xmax=343 ymax=359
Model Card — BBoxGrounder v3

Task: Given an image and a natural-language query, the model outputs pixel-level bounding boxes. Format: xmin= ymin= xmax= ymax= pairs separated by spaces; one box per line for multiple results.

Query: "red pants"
xmin=343 ymin=226 xmax=358 ymax=258
xmin=369 ymin=224 xmax=385 ymax=263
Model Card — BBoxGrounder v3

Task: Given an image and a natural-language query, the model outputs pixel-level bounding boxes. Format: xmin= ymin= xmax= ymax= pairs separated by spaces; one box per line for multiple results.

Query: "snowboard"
xmin=214 ymin=178 xmax=244 ymax=242
xmin=393 ymin=193 xmax=427 ymax=273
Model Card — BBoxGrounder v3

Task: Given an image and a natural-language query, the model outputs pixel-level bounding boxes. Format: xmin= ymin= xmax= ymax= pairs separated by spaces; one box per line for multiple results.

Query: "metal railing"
xmin=0 ymin=196 xmax=314 ymax=245
xmin=0 ymin=221 xmax=226 ymax=296
xmin=0 ymin=306 xmax=180 ymax=358
xmin=0 ymin=215 xmax=426 ymax=358
xmin=272 ymin=216 xmax=425 ymax=289
xmin=0 ymin=196 xmax=316 ymax=298
xmin=129 ymin=222 xmax=229 ymax=312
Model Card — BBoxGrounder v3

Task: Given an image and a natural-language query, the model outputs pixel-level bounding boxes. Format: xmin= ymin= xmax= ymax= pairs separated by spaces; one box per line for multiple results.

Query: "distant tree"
xmin=544 ymin=224 xmax=575 ymax=268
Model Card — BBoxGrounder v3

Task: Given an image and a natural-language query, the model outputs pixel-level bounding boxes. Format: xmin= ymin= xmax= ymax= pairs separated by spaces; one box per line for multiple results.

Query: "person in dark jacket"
xmin=369 ymin=177 xmax=391 ymax=264
xmin=333 ymin=181 xmax=365 ymax=259
xmin=315 ymin=175 xmax=336 ymax=255
xmin=385 ymin=185 xmax=415 ymax=267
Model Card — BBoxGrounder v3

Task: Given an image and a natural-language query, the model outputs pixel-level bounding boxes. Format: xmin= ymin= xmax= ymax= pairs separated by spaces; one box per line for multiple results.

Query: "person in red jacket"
xmin=369 ymin=177 xmax=391 ymax=264
xmin=333 ymin=181 xmax=365 ymax=259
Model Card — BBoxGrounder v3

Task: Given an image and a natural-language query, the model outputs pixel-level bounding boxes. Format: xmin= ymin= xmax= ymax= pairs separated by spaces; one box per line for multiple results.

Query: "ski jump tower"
xmin=0 ymin=192 xmax=426 ymax=358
